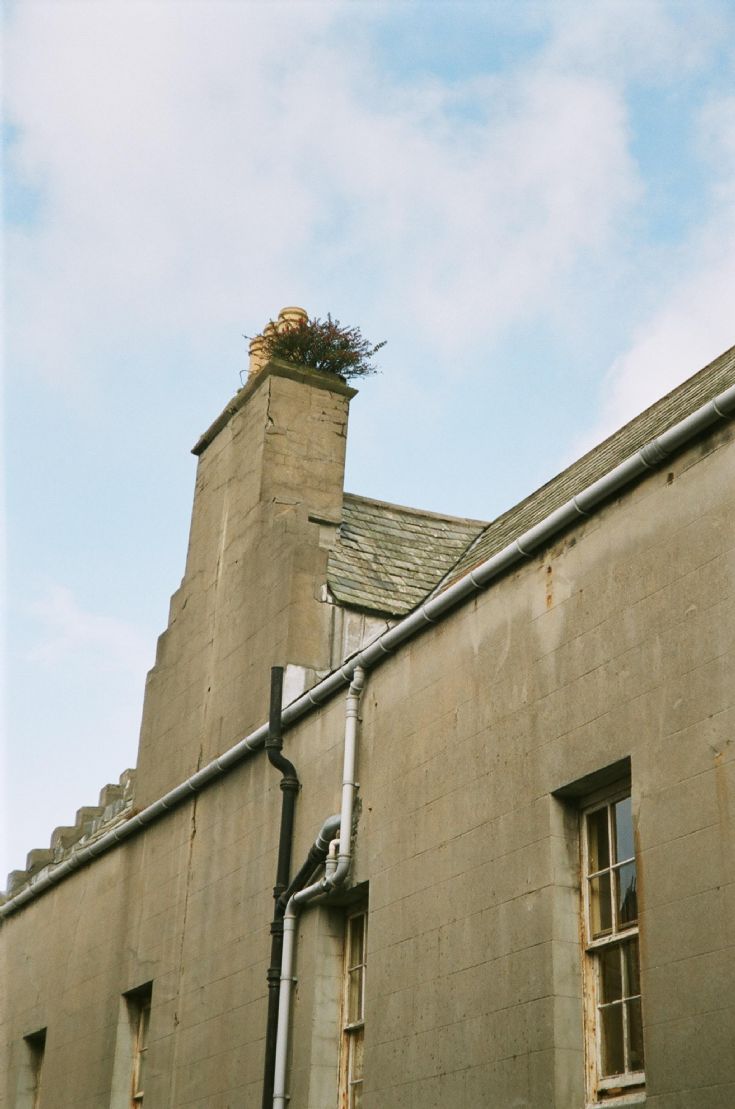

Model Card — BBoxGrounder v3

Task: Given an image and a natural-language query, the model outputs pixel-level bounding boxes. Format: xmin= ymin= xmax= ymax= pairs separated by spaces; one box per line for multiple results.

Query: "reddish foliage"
xmin=261 ymin=314 xmax=385 ymax=380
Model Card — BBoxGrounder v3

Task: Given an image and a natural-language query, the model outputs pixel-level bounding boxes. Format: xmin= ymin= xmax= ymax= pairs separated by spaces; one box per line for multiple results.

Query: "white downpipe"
xmin=272 ymin=883 xmax=321 ymax=1109
xmin=326 ymin=665 xmax=364 ymax=891
xmin=272 ymin=666 xmax=365 ymax=1108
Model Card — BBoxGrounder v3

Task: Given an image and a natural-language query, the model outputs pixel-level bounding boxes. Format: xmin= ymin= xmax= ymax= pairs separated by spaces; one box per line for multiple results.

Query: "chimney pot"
xmin=248 ymin=307 xmax=309 ymax=381
xmin=248 ymin=335 xmax=267 ymax=379
xmin=276 ymin=306 xmax=308 ymax=331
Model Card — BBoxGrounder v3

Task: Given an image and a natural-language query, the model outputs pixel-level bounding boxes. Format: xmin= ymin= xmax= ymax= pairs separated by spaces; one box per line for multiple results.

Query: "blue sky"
xmin=3 ymin=0 xmax=735 ymax=884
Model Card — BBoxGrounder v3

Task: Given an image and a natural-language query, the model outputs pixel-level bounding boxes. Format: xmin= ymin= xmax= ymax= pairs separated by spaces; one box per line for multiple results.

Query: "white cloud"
xmin=27 ymin=584 xmax=153 ymax=677
xmin=5 ymin=1 xmax=643 ymax=383
xmin=4 ymin=585 xmax=154 ymax=881
xmin=592 ymin=239 xmax=734 ymax=436
xmin=572 ymin=92 xmax=735 ymax=454
xmin=543 ymin=0 xmax=727 ymax=83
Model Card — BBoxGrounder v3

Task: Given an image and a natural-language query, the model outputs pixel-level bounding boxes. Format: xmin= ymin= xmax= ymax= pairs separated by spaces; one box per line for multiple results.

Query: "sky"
xmin=3 ymin=0 xmax=735 ymax=886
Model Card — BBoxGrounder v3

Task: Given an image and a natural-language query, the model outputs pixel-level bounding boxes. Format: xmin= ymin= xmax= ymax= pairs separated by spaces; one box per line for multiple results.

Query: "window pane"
xmin=348 ymin=966 xmax=364 ymax=1023
xmin=139 ymin=1002 xmax=150 ymax=1042
xmin=589 ymin=872 xmax=613 ymax=937
xmin=614 ymin=797 xmax=634 ymax=863
xmin=623 ymin=936 xmax=641 ymax=997
xmin=342 ymin=907 xmax=368 ymax=1109
xmin=600 ymin=946 xmax=622 ymax=1003
xmin=587 ymin=808 xmax=610 ymax=873
xmin=616 ymin=862 xmax=638 ymax=927
xmin=348 ymin=914 xmax=365 ymax=969
xmin=600 ymin=1003 xmax=625 ymax=1076
xmin=627 ymin=997 xmax=645 ymax=1071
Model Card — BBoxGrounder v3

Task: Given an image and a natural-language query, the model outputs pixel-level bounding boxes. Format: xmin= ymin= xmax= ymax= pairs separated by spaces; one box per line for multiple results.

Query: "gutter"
xmin=2 ymin=379 xmax=733 ymax=921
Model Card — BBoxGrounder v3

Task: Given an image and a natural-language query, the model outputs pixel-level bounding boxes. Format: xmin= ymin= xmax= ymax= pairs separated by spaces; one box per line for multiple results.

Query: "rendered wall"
xmin=1 ymin=417 xmax=732 ymax=1108
xmin=348 ymin=420 xmax=734 ymax=1108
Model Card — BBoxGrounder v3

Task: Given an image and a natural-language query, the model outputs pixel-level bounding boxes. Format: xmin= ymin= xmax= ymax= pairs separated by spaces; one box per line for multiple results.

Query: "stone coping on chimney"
xmin=192 ymin=359 xmax=358 ymax=457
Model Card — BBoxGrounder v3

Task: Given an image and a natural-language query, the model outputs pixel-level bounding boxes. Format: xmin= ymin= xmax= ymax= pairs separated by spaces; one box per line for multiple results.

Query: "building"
xmin=2 ymin=311 xmax=734 ymax=1109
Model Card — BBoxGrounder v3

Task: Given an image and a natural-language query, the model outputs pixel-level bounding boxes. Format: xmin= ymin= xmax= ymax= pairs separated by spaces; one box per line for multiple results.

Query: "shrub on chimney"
xmin=260 ymin=314 xmax=385 ymax=381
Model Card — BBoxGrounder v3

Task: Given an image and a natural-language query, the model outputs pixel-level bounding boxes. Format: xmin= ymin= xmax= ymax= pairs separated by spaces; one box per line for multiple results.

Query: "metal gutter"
xmin=2 ymin=380 xmax=733 ymax=921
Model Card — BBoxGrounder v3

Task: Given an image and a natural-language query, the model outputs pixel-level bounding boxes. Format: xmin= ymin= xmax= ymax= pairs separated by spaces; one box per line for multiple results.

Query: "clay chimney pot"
xmin=248 ymin=307 xmax=309 ymax=380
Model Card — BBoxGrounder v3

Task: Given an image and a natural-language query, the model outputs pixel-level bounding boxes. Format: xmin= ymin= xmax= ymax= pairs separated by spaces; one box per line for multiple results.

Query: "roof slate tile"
xmin=327 ymin=496 xmax=486 ymax=615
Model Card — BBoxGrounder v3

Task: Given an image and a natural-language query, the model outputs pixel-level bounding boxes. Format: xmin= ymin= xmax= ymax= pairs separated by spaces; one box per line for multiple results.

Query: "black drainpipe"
xmin=262 ymin=666 xmax=300 ymax=1109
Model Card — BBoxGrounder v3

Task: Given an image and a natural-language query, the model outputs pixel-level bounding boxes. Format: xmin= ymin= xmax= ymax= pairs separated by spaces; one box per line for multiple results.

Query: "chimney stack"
xmin=134 ymin=309 xmax=356 ymax=804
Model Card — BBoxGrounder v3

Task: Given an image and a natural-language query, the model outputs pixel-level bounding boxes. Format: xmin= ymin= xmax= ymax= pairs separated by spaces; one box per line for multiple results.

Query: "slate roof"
xmin=327 ymin=494 xmax=486 ymax=616
xmin=438 ymin=343 xmax=735 ymax=590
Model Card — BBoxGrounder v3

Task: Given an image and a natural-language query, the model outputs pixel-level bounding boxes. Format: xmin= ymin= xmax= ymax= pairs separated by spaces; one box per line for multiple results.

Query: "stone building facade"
xmin=2 ymin=318 xmax=734 ymax=1109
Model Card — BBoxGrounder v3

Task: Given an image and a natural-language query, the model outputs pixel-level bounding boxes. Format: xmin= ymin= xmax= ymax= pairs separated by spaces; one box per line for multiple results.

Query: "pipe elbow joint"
xmin=350 ymin=665 xmax=366 ymax=695
xmin=324 ymin=858 xmax=351 ymax=891
xmin=315 ymin=815 xmax=342 ymax=853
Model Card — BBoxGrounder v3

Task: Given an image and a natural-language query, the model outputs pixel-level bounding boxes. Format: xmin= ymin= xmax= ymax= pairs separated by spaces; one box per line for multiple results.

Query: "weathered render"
xmin=2 ymin=327 xmax=734 ymax=1109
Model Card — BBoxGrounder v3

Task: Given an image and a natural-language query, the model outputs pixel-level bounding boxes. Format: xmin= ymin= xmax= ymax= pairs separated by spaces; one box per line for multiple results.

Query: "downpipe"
xmin=262 ymin=667 xmax=300 ymax=1109
xmin=272 ymin=666 xmax=366 ymax=1109
xmin=325 ymin=664 xmax=364 ymax=893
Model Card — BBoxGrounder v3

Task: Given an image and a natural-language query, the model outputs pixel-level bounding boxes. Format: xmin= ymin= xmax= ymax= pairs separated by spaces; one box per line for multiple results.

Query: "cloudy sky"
xmin=3 ymin=0 xmax=735 ymax=884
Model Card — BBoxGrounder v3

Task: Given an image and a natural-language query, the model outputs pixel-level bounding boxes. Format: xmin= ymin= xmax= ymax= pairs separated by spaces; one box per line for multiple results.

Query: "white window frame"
xmin=581 ymin=787 xmax=645 ymax=1104
xmin=339 ymin=904 xmax=368 ymax=1109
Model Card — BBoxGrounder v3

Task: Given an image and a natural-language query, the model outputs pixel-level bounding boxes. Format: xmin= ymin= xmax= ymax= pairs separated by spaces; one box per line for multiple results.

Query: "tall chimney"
xmin=134 ymin=310 xmax=355 ymax=804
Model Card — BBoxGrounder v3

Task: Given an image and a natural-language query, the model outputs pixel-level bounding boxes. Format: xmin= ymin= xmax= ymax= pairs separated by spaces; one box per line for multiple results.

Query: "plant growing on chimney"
xmin=260 ymin=314 xmax=385 ymax=380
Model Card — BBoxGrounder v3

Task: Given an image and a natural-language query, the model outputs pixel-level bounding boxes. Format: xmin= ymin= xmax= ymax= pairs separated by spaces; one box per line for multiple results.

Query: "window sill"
xmin=589 ymin=1095 xmax=645 ymax=1109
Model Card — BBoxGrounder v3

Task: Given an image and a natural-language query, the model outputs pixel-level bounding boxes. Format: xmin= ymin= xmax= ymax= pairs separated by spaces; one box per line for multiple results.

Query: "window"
xmin=582 ymin=791 xmax=644 ymax=1102
xmin=339 ymin=905 xmax=367 ymax=1109
xmin=110 ymin=981 xmax=154 ymax=1109
xmin=128 ymin=984 xmax=152 ymax=1106
xmin=18 ymin=1028 xmax=46 ymax=1109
